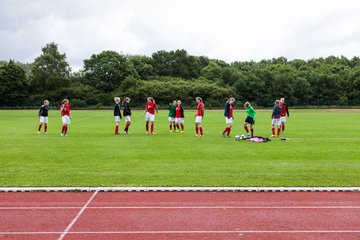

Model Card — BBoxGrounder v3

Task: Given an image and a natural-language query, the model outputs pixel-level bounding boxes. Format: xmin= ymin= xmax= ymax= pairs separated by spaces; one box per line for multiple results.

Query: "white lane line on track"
xmin=1 ymin=230 xmax=360 ymax=235
xmin=1 ymin=206 xmax=360 ymax=210
xmin=57 ymin=190 xmax=98 ymax=240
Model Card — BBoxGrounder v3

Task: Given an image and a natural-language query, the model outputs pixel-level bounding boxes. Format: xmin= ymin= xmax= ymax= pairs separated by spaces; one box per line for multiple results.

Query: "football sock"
xmin=169 ymin=124 xmax=172 ymax=130
xmin=38 ymin=124 xmax=42 ymax=131
xmin=282 ymin=124 xmax=285 ymax=132
xmin=199 ymin=127 xmax=203 ymax=135
xmin=181 ymin=124 xmax=184 ymax=131
xmin=115 ymin=125 xmax=119 ymax=134
xmin=146 ymin=122 xmax=149 ymax=132
xmin=61 ymin=126 xmax=65 ymax=134
xmin=227 ymin=128 xmax=231 ymax=136
xmin=64 ymin=126 xmax=68 ymax=135
xmin=272 ymin=127 xmax=275 ymax=135
xmin=277 ymin=127 xmax=281 ymax=136
xmin=196 ymin=126 xmax=199 ymax=134
xmin=151 ymin=123 xmax=154 ymax=133
xmin=250 ymin=128 xmax=254 ymax=136
xmin=125 ymin=122 xmax=130 ymax=132
xmin=44 ymin=125 xmax=47 ymax=132
xmin=223 ymin=127 xmax=229 ymax=134
xmin=244 ymin=125 xmax=249 ymax=133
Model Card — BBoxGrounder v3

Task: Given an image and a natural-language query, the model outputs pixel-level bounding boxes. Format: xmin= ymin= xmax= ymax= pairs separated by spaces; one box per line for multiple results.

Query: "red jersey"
xmin=229 ymin=104 xmax=233 ymax=118
xmin=196 ymin=102 xmax=204 ymax=116
xmin=280 ymin=103 xmax=289 ymax=117
xmin=146 ymin=102 xmax=156 ymax=114
xmin=61 ymin=105 xmax=70 ymax=116
xmin=175 ymin=105 xmax=182 ymax=118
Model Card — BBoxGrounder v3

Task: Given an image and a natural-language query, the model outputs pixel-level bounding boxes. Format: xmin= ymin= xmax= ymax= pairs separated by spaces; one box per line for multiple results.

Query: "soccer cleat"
xmin=151 ymin=132 xmax=156 ymax=135
xmin=247 ymin=133 xmax=251 ymax=137
xmin=195 ymin=134 xmax=198 ymax=137
xmin=176 ymin=129 xmax=180 ymax=133
xmin=145 ymin=131 xmax=149 ymax=134
xmin=200 ymin=135 xmax=204 ymax=138
xmin=270 ymin=135 xmax=276 ymax=138
xmin=222 ymin=132 xmax=226 ymax=137
xmin=170 ymin=130 xmax=173 ymax=133
xmin=44 ymin=132 xmax=47 ymax=134
xmin=181 ymin=131 xmax=184 ymax=133
xmin=60 ymin=133 xmax=64 ymax=137
xmin=123 ymin=130 xmax=127 ymax=135
xmin=37 ymin=131 xmax=40 ymax=134
xmin=65 ymin=134 xmax=68 ymax=137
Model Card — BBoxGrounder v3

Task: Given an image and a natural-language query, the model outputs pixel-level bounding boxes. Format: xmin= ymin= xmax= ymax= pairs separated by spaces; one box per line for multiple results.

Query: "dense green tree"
xmin=0 ymin=60 xmax=28 ymax=106
xmin=30 ymin=42 xmax=71 ymax=92
xmin=83 ymin=51 xmax=137 ymax=92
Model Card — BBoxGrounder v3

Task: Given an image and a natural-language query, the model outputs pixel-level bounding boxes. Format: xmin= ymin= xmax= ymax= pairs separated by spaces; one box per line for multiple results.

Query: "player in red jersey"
xmin=175 ymin=100 xmax=185 ymax=133
xmin=223 ymin=97 xmax=235 ymax=138
xmin=195 ymin=97 xmax=205 ymax=137
xmin=279 ymin=97 xmax=290 ymax=133
xmin=143 ymin=97 xmax=158 ymax=134
xmin=60 ymin=99 xmax=71 ymax=137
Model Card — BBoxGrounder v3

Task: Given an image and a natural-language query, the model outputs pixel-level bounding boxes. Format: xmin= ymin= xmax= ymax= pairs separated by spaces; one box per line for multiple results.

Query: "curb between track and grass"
xmin=0 ymin=187 xmax=359 ymax=192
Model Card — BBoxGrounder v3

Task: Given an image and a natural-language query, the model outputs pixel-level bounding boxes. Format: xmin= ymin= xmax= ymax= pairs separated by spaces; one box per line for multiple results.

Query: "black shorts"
xmin=245 ymin=116 xmax=255 ymax=125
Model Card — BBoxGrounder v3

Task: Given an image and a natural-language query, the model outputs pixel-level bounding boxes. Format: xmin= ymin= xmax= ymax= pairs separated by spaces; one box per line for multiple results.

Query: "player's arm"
xmin=39 ymin=106 xmax=42 ymax=117
xmin=201 ymin=107 xmax=204 ymax=118
xmin=286 ymin=105 xmax=290 ymax=117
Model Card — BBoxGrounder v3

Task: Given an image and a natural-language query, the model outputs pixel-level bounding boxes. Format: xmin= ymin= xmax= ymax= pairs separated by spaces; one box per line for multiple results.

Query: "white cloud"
xmin=1 ymin=0 xmax=360 ymax=70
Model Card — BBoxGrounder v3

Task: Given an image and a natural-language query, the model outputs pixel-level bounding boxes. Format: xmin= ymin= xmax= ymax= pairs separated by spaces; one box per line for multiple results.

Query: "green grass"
xmin=0 ymin=109 xmax=359 ymax=187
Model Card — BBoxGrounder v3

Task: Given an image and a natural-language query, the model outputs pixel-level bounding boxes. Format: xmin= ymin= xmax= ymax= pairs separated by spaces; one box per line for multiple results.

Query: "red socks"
xmin=151 ymin=123 xmax=154 ymax=133
xmin=146 ymin=122 xmax=149 ymax=132
xmin=124 ymin=122 xmax=130 ymax=132
xmin=282 ymin=124 xmax=285 ymax=132
xmin=169 ymin=124 xmax=172 ymax=130
xmin=115 ymin=125 xmax=119 ymax=134
xmin=199 ymin=127 xmax=203 ymax=136
xmin=44 ymin=125 xmax=47 ymax=133
xmin=250 ymin=128 xmax=253 ymax=136
xmin=272 ymin=127 xmax=275 ymax=135
xmin=244 ymin=125 xmax=249 ymax=133
xmin=181 ymin=124 xmax=184 ymax=131
xmin=277 ymin=127 xmax=281 ymax=136
xmin=64 ymin=126 xmax=68 ymax=135
xmin=61 ymin=126 xmax=65 ymax=134
xmin=195 ymin=126 xmax=199 ymax=135
xmin=38 ymin=124 xmax=42 ymax=131
xmin=223 ymin=127 xmax=231 ymax=136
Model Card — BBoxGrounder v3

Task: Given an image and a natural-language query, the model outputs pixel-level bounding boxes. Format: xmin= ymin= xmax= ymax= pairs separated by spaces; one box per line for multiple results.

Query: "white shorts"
xmin=195 ymin=116 xmax=203 ymax=123
xmin=175 ymin=118 xmax=184 ymax=123
xmin=168 ymin=117 xmax=175 ymax=122
xmin=62 ymin=116 xmax=71 ymax=125
xmin=280 ymin=116 xmax=286 ymax=123
xmin=124 ymin=116 xmax=131 ymax=122
xmin=225 ymin=117 xmax=233 ymax=124
xmin=145 ymin=112 xmax=155 ymax=122
xmin=272 ymin=118 xmax=281 ymax=126
xmin=114 ymin=116 xmax=121 ymax=122
xmin=40 ymin=116 xmax=48 ymax=123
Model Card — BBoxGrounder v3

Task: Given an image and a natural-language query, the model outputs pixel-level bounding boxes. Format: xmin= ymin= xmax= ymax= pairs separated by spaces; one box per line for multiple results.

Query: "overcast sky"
xmin=1 ymin=0 xmax=360 ymax=70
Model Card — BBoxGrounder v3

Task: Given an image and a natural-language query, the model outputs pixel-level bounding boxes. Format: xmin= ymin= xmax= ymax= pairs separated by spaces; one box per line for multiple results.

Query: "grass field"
xmin=0 ymin=109 xmax=359 ymax=187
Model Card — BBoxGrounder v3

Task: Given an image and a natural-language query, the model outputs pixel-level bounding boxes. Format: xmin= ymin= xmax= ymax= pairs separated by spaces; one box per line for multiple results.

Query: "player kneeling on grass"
xmin=175 ymin=100 xmax=185 ymax=133
xmin=271 ymin=100 xmax=282 ymax=137
xmin=223 ymin=97 xmax=235 ymax=138
xmin=195 ymin=97 xmax=205 ymax=137
xmin=143 ymin=97 xmax=158 ymax=135
xmin=168 ymin=100 xmax=176 ymax=132
xmin=123 ymin=97 xmax=131 ymax=134
xmin=60 ymin=99 xmax=71 ymax=137
xmin=279 ymin=97 xmax=289 ymax=133
xmin=38 ymin=100 xmax=49 ymax=134
xmin=114 ymin=97 xmax=122 ymax=134
xmin=244 ymin=102 xmax=256 ymax=137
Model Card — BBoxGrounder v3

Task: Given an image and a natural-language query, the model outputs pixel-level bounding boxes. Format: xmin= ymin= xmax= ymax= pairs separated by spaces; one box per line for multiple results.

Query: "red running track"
xmin=0 ymin=192 xmax=359 ymax=239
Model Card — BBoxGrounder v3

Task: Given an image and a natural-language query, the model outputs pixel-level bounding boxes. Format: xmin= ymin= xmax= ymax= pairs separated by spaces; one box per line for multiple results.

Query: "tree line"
xmin=1 ymin=42 xmax=360 ymax=109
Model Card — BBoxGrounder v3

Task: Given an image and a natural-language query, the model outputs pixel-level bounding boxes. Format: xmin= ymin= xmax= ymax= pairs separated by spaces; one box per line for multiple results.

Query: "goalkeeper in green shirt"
xmin=244 ymin=102 xmax=256 ymax=137
xmin=168 ymin=100 xmax=177 ymax=132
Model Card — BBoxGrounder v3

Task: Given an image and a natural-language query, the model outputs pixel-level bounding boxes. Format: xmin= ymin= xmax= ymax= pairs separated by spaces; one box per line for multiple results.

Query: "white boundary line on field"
xmin=57 ymin=190 xmax=98 ymax=240
xmin=0 ymin=187 xmax=359 ymax=192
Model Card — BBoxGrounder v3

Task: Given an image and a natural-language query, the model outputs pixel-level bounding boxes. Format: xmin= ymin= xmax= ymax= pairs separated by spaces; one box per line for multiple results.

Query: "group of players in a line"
xmin=37 ymin=97 xmax=289 ymax=138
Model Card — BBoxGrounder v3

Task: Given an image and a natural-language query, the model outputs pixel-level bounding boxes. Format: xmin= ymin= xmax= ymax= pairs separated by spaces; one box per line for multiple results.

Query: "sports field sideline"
xmin=0 ymin=109 xmax=359 ymax=187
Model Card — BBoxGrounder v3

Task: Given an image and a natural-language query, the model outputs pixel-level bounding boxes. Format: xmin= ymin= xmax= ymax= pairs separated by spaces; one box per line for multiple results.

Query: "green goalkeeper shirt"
xmin=168 ymin=104 xmax=176 ymax=117
xmin=246 ymin=106 xmax=256 ymax=119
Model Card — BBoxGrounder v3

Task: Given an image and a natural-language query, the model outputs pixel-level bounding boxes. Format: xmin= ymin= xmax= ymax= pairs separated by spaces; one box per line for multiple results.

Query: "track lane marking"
xmin=1 ymin=206 xmax=360 ymax=210
xmin=57 ymin=191 xmax=98 ymax=240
